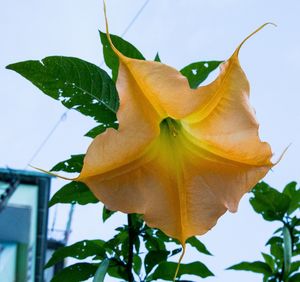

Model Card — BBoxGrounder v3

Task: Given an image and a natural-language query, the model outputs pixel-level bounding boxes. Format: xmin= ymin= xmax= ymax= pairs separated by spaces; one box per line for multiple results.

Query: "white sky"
xmin=1 ymin=0 xmax=300 ymax=281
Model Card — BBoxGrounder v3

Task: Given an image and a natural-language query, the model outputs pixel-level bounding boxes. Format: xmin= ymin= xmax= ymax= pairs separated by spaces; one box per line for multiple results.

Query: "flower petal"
xmin=183 ymin=53 xmax=272 ymax=166
xmin=78 ymin=61 xmax=160 ymax=180
xmin=102 ymin=0 xmax=226 ymax=120
xmin=182 ymin=48 xmax=273 ymax=166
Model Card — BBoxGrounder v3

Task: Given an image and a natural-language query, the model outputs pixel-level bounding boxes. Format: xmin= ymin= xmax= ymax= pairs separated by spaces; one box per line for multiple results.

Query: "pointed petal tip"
xmin=102 ymin=0 xmax=127 ymax=60
xmin=29 ymin=165 xmax=74 ymax=181
xmin=234 ymin=22 xmax=277 ymax=56
xmin=272 ymin=144 xmax=290 ymax=166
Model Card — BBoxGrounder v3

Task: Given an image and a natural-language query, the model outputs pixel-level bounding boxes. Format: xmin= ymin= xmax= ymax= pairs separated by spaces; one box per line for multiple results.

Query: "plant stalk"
xmin=127 ymin=214 xmax=135 ymax=282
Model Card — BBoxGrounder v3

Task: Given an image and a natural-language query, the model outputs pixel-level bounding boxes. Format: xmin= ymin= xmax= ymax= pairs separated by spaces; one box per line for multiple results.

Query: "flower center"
xmin=160 ymin=117 xmax=181 ymax=137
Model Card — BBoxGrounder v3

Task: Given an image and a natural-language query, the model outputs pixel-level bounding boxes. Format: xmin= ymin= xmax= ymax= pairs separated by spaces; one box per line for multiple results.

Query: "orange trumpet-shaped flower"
xmin=77 ymin=16 xmax=275 ymax=246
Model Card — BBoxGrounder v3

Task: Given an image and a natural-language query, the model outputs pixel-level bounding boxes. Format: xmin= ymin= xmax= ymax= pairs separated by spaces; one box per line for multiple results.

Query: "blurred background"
xmin=0 ymin=0 xmax=299 ymax=281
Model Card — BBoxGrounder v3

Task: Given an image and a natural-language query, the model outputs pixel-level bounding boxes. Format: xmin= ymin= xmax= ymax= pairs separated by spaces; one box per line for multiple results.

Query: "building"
xmin=0 ymin=168 xmax=75 ymax=282
xmin=0 ymin=168 xmax=51 ymax=282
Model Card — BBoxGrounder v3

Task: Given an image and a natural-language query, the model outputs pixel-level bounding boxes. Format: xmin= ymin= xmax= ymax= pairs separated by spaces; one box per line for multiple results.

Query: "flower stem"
xmin=173 ymin=244 xmax=186 ymax=281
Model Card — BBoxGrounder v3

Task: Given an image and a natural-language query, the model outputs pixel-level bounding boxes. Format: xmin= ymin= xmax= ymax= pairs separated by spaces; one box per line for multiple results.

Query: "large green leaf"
xmin=7 ymin=56 xmax=118 ymax=124
xmin=48 ymin=181 xmax=98 ymax=207
xmin=100 ymin=31 xmax=145 ymax=81
xmin=180 ymin=61 xmax=222 ymax=89
xmin=227 ymin=261 xmax=272 ymax=275
xmin=93 ymin=259 xmax=109 ymax=282
xmin=186 ymin=237 xmax=212 ymax=256
xmin=250 ymin=182 xmax=290 ymax=221
xmin=51 ymin=263 xmax=98 ymax=282
xmin=45 ymin=240 xmax=106 ymax=268
xmin=51 ymin=154 xmax=84 ymax=173
xmin=149 ymin=261 xmax=214 ymax=280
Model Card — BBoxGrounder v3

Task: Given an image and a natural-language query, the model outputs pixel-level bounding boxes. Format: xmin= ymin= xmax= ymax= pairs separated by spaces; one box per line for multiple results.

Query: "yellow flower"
xmin=77 ymin=5 xmax=275 ymax=250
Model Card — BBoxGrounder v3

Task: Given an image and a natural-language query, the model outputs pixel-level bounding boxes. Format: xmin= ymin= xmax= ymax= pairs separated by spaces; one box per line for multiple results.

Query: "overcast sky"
xmin=1 ymin=0 xmax=300 ymax=281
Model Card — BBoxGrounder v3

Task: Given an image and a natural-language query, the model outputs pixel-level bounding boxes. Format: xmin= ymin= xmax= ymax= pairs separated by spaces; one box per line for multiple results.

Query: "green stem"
xmin=127 ymin=214 xmax=135 ymax=282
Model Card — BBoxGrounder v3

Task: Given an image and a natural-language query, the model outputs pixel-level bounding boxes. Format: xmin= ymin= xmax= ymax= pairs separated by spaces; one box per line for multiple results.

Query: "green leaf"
xmin=102 ymin=206 xmax=116 ymax=222
xmin=149 ymin=261 xmax=214 ymax=280
xmin=155 ymin=230 xmax=176 ymax=243
xmin=270 ymin=243 xmax=283 ymax=262
xmin=134 ymin=236 xmax=141 ymax=254
xmin=93 ymin=259 xmax=109 ymax=282
xmin=180 ymin=61 xmax=222 ymax=89
xmin=49 ymin=181 xmax=98 ymax=207
xmin=107 ymin=259 xmax=127 ymax=280
xmin=262 ymin=253 xmax=275 ymax=273
xmin=250 ymin=182 xmax=290 ymax=221
xmin=85 ymin=122 xmax=118 ymax=138
xmin=283 ymin=182 xmax=297 ymax=196
xmin=291 ymin=217 xmax=300 ymax=228
xmin=289 ymin=273 xmax=300 ymax=282
xmin=283 ymin=226 xmax=292 ymax=279
xmin=51 ymin=263 xmax=98 ymax=282
xmin=265 ymin=277 xmax=277 ymax=282
xmin=186 ymin=237 xmax=212 ymax=256
xmin=99 ymin=31 xmax=145 ymax=81
xmin=45 ymin=240 xmax=106 ymax=269
xmin=227 ymin=261 xmax=273 ymax=275
xmin=290 ymin=261 xmax=300 ymax=274
xmin=274 ymin=227 xmax=283 ymax=234
xmin=51 ymin=154 xmax=85 ymax=173
xmin=266 ymin=236 xmax=283 ymax=246
xmin=105 ymin=229 xmax=129 ymax=257
xmin=293 ymin=243 xmax=300 ymax=256
xmin=144 ymin=250 xmax=169 ymax=274
xmin=170 ymin=248 xmax=182 ymax=257
xmin=154 ymin=53 xmax=161 ymax=62
xmin=133 ymin=254 xmax=142 ymax=275
xmin=7 ymin=56 xmax=118 ymax=124
xmin=130 ymin=213 xmax=144 ymax=232
xmin=144 ymin=230 xmax=166 ymax=251
xmin=283 ymin=182 xmax=300 ymax=215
